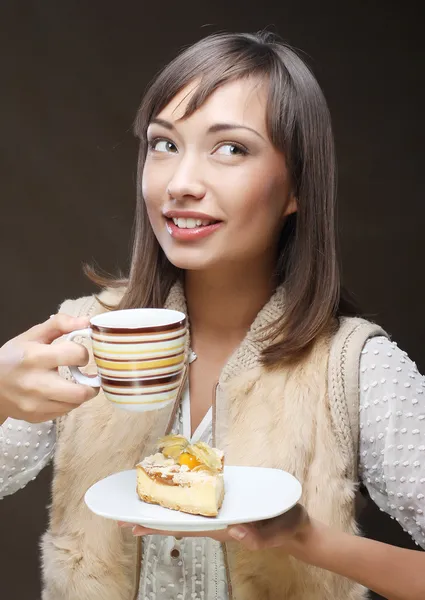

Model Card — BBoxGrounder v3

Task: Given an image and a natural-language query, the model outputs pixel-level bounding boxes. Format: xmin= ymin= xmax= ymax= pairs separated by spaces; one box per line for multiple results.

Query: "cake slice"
xmin=136 ymin=435 xmax=225 ymax=517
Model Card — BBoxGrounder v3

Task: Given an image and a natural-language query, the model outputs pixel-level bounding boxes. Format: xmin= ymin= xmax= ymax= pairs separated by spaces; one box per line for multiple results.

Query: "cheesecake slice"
xmin=136 ymin=435 xmax=225 ymax=517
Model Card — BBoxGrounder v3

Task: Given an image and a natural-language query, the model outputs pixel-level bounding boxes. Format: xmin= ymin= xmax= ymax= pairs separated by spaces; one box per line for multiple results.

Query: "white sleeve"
xmin=0 ymin=417 xmax=56 ymax=499
xmin=359 ymin=336 xmax=425 ymax=549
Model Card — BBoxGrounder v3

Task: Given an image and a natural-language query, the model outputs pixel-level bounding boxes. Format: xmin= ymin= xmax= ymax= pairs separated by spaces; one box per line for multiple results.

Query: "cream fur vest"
xmin=40 ymin=282 xmax=385 ymax=600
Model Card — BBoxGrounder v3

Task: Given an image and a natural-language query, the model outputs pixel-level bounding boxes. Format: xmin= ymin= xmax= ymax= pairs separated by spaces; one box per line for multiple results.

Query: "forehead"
xmin=155 ymin=77 xmax=269 ymax=131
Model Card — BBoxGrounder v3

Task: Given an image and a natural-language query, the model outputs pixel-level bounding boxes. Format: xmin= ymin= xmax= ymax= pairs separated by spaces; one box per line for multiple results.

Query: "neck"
xmin=184 ymin=259 xmax=276 ymax=346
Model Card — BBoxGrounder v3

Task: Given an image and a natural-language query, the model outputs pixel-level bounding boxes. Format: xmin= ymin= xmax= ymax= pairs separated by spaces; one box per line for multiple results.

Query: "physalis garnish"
xmin=186 ymin=441 xmax=222 ymax=471
xmin=178 ymin=452 xmax=202 ymax=470
xmin=156 ymin=436 xmax=222 ymax=472
xmin=157 ymin=434 xmax=189 ymax=460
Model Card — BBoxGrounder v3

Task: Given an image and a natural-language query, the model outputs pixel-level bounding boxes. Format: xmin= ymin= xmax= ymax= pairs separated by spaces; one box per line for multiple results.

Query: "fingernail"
xmin=132 ymin=526 xmax=141 ymax=536
xmin=229 ymin=526 xmax=248 ymax=540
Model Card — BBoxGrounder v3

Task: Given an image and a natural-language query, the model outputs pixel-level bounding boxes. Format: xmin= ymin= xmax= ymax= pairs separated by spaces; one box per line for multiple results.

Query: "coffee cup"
xmin=66 ymin=308 xmax=187 ymax=412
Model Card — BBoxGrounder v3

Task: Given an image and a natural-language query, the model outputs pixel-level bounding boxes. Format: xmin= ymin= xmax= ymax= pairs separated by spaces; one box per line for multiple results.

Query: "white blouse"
xmin=1 ymin=336 xmax=425 ymax=600
xmin=139 ymin=384 xmax=228 ymax=600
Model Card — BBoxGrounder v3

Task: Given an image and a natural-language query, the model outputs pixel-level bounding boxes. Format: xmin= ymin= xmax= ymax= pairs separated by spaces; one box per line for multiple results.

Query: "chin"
xmin=166 ymin=256 xmax=211 ymax=271
xmin=164 ymin=248 xmax=217 ymax=271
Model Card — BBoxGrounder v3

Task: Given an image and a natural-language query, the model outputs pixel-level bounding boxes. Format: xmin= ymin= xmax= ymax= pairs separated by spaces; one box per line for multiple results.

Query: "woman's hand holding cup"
xmin=0 ymin=307 xmax=187 ymax=425
xmin=0 ymin=314 xmax=99 ymax=424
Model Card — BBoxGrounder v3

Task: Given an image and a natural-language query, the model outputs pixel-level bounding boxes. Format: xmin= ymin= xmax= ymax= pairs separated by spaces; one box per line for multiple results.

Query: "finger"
xmin=23 ymin=400 xmax=82 ymax=422
xmin=131 ymin=526 xmax=155 ymax=536
xmin=118 ymin=523 xmax=178 ymax=536
xmin=27 ymin=371 xmax=98 ymax=405
xmin=0 ymin=343 xmax=26 ymax=374
xmin=19 ymin=314 xmax=91 ymax=344
xmin=22 ymin=341 xmax=90 ymax=370
xmin=228 ymin=524 xmax=264 ymax=549
xmin=44 ymin=399 xmax=85 ymax=417
xmin=228 ymin=506 xmax=308 ymax=549
xmin=254 ymin=505 xmax=308 ymax=536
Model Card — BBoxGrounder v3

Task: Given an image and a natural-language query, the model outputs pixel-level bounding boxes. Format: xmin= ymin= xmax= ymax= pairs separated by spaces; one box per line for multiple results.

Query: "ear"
xmin=283 ymin=194 xmax=297 ymax=217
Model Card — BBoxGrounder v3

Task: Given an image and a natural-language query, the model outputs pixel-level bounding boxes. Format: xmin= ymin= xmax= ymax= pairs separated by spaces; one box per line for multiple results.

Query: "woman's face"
xmin=142 ymin=77 xmax=296 ymax=272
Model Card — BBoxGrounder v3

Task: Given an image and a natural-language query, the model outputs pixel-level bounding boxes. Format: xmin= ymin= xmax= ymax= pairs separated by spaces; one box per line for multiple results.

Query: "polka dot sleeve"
xmin=359 ymin=336 xmax=425 ymax=548
xmin=0 ymin=418 xmax=55 ymax=498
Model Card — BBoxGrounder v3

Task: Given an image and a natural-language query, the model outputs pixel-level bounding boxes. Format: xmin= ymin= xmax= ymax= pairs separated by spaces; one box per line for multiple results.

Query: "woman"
xmin=1 ymin=31 xmax=424 ymax=600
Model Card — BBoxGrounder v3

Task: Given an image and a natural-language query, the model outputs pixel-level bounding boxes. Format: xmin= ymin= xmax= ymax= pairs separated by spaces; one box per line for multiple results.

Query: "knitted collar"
xmin=164 ymin=278 xmax=286 ymax=382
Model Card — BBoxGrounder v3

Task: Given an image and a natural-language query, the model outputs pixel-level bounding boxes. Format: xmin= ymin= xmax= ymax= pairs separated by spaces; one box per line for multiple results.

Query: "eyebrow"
xmin=149 ymin=117 xmax=265 ymax=141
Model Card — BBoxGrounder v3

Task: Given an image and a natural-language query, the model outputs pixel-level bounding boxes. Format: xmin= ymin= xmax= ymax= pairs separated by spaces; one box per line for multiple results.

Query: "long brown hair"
xmin=88 ymin=31 xmax=358 ymax=366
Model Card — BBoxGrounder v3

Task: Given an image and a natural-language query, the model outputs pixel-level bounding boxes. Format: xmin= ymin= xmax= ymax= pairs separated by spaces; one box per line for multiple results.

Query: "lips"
xmin=162 ymin=211 xmax=223 ymax=241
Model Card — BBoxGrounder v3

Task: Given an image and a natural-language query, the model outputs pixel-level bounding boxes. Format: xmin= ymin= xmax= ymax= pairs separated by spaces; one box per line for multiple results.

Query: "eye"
xmin=149 ymin=138 xmax=178 ymax=153
xmin=214 ymin=143 xmax=248 ymax=157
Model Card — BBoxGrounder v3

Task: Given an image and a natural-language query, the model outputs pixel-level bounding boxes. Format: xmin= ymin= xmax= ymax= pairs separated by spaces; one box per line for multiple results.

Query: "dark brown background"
xmin=0 ymin=1 xmax=424 ymax=598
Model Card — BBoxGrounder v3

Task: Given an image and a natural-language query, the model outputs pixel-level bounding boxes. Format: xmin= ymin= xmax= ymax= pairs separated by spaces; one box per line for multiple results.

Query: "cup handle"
xmin=66 ymin=328 xmax=101 ymax=387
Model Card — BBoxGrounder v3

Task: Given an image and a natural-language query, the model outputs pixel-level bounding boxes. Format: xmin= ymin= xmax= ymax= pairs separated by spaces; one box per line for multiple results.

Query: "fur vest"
xmin=40 ymin=281 xmax=385 ymax=599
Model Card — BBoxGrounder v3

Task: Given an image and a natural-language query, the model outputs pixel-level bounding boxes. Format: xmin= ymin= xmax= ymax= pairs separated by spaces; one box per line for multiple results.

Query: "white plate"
xmin=84 ymin=466 xmax=302 ymax=532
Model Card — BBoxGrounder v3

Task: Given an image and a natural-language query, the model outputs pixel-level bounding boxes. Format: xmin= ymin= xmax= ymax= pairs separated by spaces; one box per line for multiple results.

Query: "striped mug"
xmin=66 ymin=308 xmax=187 ymax=412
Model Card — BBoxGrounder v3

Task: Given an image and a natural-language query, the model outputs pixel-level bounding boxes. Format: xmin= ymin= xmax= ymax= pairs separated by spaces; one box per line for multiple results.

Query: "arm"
xmin=276 ymin=515 xmax=423 ymax=600
xmin=227 ymin=336 xmax=425 ymax=600
xmin=0 ymin=418 xmax=56 ymax=498
xmin=223 ymin=505 xmax=425 ymax=600
xmin=0 ymin=312 xmax=98 ymax=498
xmin=359 ymin=336 xmax=425 ymax=549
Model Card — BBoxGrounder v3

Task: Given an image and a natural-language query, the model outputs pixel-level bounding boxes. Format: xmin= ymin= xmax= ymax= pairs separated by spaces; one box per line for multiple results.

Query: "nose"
xmin=167 ymin=155 xmax=206 ymax=202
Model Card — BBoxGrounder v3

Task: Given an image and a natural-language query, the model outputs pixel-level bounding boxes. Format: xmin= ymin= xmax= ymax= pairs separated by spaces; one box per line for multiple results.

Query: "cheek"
xmin=141 ymin=165 xmax=155 ymax=207
xmin=141 ymin=170 xmax=165 ymax=236
xmin=142 ymin=162 xmax=168 ymax=209
xmin=222 ymin=169 xmax=289 ymax=260
xmin=232 ymin=174 xmax=287 ymax=231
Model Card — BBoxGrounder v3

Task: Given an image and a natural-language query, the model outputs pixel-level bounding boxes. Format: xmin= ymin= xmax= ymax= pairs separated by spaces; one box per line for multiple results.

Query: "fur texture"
xmin=219 ymin=345 xmax=364 ymax=599
xmin=40 ymin=283 xmax=383 ymax=600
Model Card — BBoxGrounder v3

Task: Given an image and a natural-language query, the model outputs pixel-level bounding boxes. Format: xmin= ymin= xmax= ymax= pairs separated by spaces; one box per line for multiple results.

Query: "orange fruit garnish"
xmin=178 ymin=452 xmax=202 ymax=470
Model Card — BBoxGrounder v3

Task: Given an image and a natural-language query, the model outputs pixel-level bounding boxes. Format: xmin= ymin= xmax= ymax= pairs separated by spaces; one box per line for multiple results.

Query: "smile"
xmin=171 ymin=217 xmax=217 ymax=229
xmin=165 ymin=218 xmax=222 ymax=241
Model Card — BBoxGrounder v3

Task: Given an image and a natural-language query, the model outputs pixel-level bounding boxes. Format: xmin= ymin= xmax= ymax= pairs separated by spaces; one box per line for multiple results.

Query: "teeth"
xmin=172 ymin=217 xmax=213 ymax=229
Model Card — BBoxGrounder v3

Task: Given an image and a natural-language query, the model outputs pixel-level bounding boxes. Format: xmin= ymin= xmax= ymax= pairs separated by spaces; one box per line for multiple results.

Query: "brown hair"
xmin=88 ymin=31 xmax=357 ymax=366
